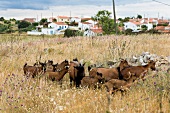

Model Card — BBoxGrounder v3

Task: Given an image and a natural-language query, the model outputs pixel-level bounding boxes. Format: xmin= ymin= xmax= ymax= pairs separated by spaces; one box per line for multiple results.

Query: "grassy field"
xmin=0 ymin=34 xmax=170 ymax=113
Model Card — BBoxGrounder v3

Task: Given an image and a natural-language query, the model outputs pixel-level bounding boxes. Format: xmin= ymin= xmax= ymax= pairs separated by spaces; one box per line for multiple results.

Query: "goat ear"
xmin=33 ymin=63 xmax=36 ymax=66
xmin=83 ymin=62 xmax=86 ymax=66
xmin=65 ymin=59 xmax=68 ymax=62
xmin=73 ymin=58 xmax=78 ymax=62
xmin=88 ymin=66 xmax=91 ymax=72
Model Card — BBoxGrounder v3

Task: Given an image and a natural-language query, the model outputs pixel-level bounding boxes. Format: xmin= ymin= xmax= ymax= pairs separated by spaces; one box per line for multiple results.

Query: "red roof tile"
xmin=23 ymin=18 xmax=36 ymax=23
xmin=54 ymin=22 xmax=67 ymax=25
xmin=161 ymin=30 xmax=170 ymax=33
xmin=155 ymin=26 xmax=165 ymax=30
xmin=91 ymin=29 xmax=103 ymax=33
xmin=81 ymin=22 xmax=92 ymax=24
xmin=57 ymin=16 xmax=70 ymax=19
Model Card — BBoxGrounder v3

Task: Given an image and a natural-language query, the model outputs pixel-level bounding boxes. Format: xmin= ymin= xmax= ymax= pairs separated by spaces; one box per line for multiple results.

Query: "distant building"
xmin=57 ymin=16 xmax=70 ymax=22
xmin=70 ymin=17 xmax=81 ymax=23
xmin=78 ymin=22 xmax=93 ymax=31
xmin=23 ymin=18 xmax=36 ymax=23
xmin=48 ymin=22 xmax=68 ymax=31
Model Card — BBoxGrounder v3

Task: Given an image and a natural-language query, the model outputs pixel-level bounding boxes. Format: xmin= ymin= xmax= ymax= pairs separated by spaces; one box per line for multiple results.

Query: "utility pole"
xmin=112 ymin=0 xmax=117 ymax=35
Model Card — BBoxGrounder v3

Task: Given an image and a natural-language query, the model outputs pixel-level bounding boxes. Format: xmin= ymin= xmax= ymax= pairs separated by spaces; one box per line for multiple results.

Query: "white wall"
xmin=41 ymin=28 xmax=56 ymax=35
xmin=78 ymin=22 xmax=93 ymax=31
xmin=70 ymin=17 xmax=81 ymax=23
xmin=27 ymin=31 xmax=43 ymax=35
xmin=124 ymin=22 xmax=139 ymax=31
xmin=48 ymin=22 xmax=68 ymax=31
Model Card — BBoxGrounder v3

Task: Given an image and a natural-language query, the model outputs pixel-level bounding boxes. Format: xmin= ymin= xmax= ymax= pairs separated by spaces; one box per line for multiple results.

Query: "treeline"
xmin=0 ymin=17 xmax=47 ymax=34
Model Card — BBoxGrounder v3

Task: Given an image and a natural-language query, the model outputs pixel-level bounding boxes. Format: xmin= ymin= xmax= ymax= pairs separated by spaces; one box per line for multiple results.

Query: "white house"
xmin=124 ymin=20 xmax=153 ymax=32
xmin=57 ymin=16 xmax=70 ymax=22
xmin=70 ymin=17 xmax=81 ymax=23
xmin=86 ymin=20 xmax=97 ymax=25
xmin=124 ymin=22 xmax=140 ymax=31
xmin=141 ymin=23 xmax=153 ymax=30
xmin=83 ymin=24 xmax=103 ymax=36
xmin=84 ymin=29 xmax=103 ymax=37
xmin=48 ymin=22 xmax=68 ymax=31
xmin=78 ymin=22 xmax=93 ymax=31
xmin=41 ymin=28 xmax=56 ymax=35
xmin=27 ymin=22 xmax=68 ymax=35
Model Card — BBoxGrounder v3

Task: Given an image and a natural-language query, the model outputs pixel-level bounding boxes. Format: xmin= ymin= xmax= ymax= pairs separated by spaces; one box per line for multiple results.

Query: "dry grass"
xmin=0 ymin=34 xmax=170 ymax=113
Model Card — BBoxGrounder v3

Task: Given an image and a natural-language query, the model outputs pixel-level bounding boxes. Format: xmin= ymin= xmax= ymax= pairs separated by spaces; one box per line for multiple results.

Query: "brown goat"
xmin=45 ymin=59 xmax=69 ymax=85
xmin=47 ymin=65 xmax=69 ymax=82
xmin=104 ymin=72 xmax=137 ymax=110
xmin=88 ymin=59 xmax=130 ymax=82
xmin=104 ymin=72 xmax=137 ymax=95
xmin=121 ymin=60 xmax=156 ymax=80
xmin=81 ymin=71 xmax=103 ymax=89
xmin=46 ymin=60 xmax=58 ymax=72
xmin=69 ymin=58 xmax=86 ymax=88
xmin=23 ymin=61 xmax=46 ymax=78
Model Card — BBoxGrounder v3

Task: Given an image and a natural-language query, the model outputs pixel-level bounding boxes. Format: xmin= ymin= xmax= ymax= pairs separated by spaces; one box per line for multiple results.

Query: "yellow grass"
xmin=0 ymin=34 xmax=170 ymax=113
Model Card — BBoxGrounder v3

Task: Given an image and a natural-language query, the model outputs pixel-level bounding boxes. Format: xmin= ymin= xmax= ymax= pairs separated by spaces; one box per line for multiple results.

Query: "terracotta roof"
xmin=155 ymin=26 xmax=165 ymax=30
xmin=162 ymin=30 xmax=170 ymax=33
xmin=54 ymin=22 xmax=67 ymax=25
xmin=91 ymin=25 xmax=102 ymax=29
xmin=23 ymin=18 xmax=36 ymax=23
xmin=131 ymin=21 xmax=141 ymax=25
xmin=81 ymin=18 xmax=91 ymax=21
xmin=129 ymin=19 xmax=142 ymax=22
xmin=81 ymin=22 xmax=92 ymax=24
xmin=158 ymin=19 xmax=168 ymax=23
xmin=72 ymin=17 xmax=80 ymax=19
xmin=91 ymin=29 xmax=103 ymax=33
xmin=57 ymin=16 xmax=70 ymax=19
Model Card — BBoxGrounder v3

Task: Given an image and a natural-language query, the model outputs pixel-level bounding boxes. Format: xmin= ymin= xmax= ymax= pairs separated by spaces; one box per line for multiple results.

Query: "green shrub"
xmin=64 ymin=29 xmax=83 ymax=38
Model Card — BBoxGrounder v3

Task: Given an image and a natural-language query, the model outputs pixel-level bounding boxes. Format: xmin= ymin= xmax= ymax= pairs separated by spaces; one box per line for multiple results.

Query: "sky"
xmin=0 ymin=0 xmax=170 ymax=20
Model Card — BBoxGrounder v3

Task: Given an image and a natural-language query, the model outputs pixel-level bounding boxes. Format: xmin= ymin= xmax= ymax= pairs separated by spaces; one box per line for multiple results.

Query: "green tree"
xmin=92 ymin=10 xmax=118 ymax=35
xmin=53 ymin=18 xmax=57 ymax=22
xmin=15 ymin=20 xmax=20 ymax=24
xmin=39 ymin=18 xmax=47 ymax=25
xmin=0 ymin=17 xmax=5 ymax=21
xmin=32 ymin=22 xmax=39 ymax=27
xmin=10 ymin=18 xmax=16 ymax=21
xmin=4 ymin=20 xmax=11 ymax=24
xmin=123 ymin=17 xmax=130 ymax=22
xmin=18 ymin=20 xmax=31 ymax=29
xmin=137 ymin=14 xmax=142 ymax=19
xmin=141 ymin=25 xmax=148 ymax=31
xmin=0 ymin=23 xmax=8 ymax=33
xmin=124 ymin=28 xmax=133 ymax=35
xmin=64 ymin=29 xmax=83 ymax=38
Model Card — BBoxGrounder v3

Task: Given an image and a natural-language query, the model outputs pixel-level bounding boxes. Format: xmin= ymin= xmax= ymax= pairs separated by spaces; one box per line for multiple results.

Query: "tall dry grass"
xmin=0 ymin=34 xmax=170 ymax=113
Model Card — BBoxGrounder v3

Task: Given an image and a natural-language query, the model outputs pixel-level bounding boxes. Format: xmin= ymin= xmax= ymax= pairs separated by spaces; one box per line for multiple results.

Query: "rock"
xmin=167 ymin=56 xmax=170 ymax=63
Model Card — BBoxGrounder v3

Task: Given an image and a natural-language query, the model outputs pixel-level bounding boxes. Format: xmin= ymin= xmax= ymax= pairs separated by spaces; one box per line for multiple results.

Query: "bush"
xmin=147 ymin=29 xmax=159 ymax=34
xmin=64 ymin=29 xmax=83 ymax=38
xmin=124 ymin=28 xmax=133 ymax=35
xmin=0 ymin=23 xmax=8 ymax=33
xmin=18 ymin=21 xmax=31 ymax=29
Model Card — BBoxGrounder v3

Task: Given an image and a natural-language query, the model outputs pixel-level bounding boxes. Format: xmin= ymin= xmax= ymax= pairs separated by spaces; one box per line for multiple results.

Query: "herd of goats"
xmin=23 ymin=57 xmax=157 ymax=96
